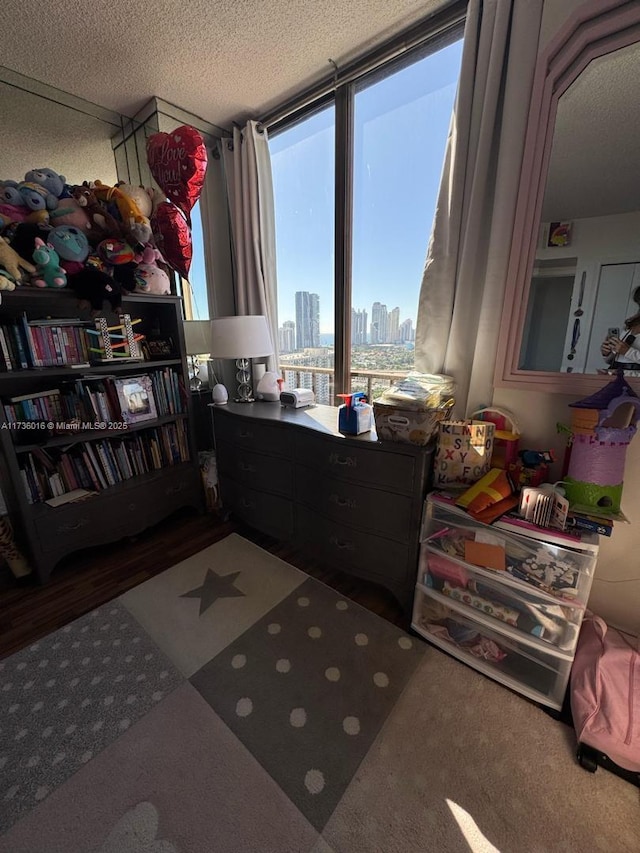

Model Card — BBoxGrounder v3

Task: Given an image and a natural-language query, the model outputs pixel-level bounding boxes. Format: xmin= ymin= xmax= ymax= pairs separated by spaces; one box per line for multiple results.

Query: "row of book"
xmin=0 ymin=317 xmax=92 ymax=370
xmin=20 ymin=421 xmax=190 ymax=503
xmin=3 ymin=370 xmax=185 ymax=428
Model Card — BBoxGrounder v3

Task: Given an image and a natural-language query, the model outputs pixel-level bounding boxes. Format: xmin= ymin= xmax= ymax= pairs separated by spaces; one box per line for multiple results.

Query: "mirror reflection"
xmin=519 ymin=40 xmax=640 ymax=375
xmin=0 ymin=77 xmax=121 ymax=188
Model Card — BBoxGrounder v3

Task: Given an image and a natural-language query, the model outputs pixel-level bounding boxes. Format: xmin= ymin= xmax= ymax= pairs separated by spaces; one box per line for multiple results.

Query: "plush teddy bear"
xmin=116 ymin=183 xmax=153 ymax=218
xmin=32 ymin=238 xmax=67 ymax=288
xmin=91 ymin=180 xmax=152 ymax=247
xmin=48 ymin=197 xmax=92 ymax=235
xmin=18 ymin=181 xmax=59 ymax=213
xmin=24 ymin=168 xmax=67 ymax=199
xmin=133 ymin=244 xmax=171 ymax=294
xmin=0 ymin=180 xmax=26 ymax=208
xmin=71 ymin=183 xmax=123 ymax=241
xmin=0 ymin=271 xmax=16 ymax=291
xmin=0 ymin=235 xmax=35 ymax=282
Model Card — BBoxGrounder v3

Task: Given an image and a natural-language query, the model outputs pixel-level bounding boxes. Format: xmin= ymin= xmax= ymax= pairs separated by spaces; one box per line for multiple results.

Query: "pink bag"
xmin=570 ymin=613 xmax=640 ymax=772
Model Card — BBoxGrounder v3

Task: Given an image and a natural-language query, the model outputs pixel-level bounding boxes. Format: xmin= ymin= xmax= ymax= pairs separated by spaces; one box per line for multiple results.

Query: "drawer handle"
xmin=329 ymin=494 xmax=356 ymax=509
xmin=237 ymin=429 xmax=254 ymax=439
xmin=329 ymin=535 xmax=354 ymax=551
xmin=57 ymin=518 xmax=89 ymax=533
xmin=239 ymin=462 xmax=257 ymax=473
xmin=329 ymin=453 xmax=357 ymax=468
xmin=241 ymin=498 xmax=256 ymax=509
xmin=128 ymin=502 xmax=137 ymax=511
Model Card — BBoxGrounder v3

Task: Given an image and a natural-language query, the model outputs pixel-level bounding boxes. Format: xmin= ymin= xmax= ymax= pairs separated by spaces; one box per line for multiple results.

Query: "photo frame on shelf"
xmin=141 ymin=336 xmax=176 ymax=361
xmin=114 ymin=375 xmax=157 ymax=424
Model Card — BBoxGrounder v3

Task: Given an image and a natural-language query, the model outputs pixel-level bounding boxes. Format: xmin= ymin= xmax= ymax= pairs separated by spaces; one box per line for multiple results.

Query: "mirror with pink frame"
xmin=495 ymin=0 xmax=640 ymax=394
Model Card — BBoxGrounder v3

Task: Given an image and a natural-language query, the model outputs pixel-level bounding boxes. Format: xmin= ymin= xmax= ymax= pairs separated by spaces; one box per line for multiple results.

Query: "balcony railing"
xmin=279 ymin=364 xmax=406 ymax=405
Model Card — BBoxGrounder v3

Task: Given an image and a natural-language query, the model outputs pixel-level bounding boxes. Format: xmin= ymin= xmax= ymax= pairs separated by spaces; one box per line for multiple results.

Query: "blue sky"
xmin=269 ymin=39 xmax=463 ymax=335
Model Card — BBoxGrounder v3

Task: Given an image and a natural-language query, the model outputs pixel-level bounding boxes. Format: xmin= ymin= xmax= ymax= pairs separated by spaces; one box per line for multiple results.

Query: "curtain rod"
xmin=260 ymin=0 xmax=467 ymax=131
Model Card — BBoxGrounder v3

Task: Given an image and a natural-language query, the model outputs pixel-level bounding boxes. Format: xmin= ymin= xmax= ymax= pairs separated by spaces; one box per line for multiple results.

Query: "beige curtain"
xmin=221 ymin=122 xmax=279 ymax=373
xmin=414 ymin=0 xmax=544 ymax=416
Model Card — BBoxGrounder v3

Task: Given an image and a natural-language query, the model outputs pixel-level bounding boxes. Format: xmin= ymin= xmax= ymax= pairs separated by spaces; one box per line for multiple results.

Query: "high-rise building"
xmin=295 ymin=291 xmax=320 ymax=349
xmin=351 ymin=308 xmax=368 ymax=345
xmin=389 ymin=307 xmax=400 ymax=343
xmin=279 ymin=320 xmax=295 ymax=353
xmin=371 ymin=302 xmax=388 ymax=344
xmin=399 ymin=318 xmax=414 ymax=343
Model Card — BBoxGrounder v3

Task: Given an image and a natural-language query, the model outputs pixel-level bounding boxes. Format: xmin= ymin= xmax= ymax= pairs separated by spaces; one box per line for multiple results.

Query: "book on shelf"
xmin=2 ymin=368 xmax=185 ymax=432
xmin=0 ymin=315 xmax=91 ymax=371
xmin=17 ymin=420 xmax=190 ymax=504
xmin=45 ymin=489 xmax=97 ymax=508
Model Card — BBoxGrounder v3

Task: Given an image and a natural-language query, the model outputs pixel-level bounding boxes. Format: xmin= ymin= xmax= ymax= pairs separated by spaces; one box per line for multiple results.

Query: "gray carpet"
xmin=0 ymin=533 xmax=638 ymax=852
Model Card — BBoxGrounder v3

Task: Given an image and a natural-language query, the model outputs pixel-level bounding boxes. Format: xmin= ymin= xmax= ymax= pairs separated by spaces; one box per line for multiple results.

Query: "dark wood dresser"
xmin=211 ymin=402 xmax=433 ymax=614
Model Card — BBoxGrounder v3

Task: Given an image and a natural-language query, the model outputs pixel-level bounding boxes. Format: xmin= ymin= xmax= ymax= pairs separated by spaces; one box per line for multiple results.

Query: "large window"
xmin=269 ymin=16 xmax=463 ymax=404
xmin=351 ymin=43 xmax=462 ymax=399
xmin=182 ymin=200 xmax=209 ymax=321
xmin=270 ymin=107 xmax=335 ymax=402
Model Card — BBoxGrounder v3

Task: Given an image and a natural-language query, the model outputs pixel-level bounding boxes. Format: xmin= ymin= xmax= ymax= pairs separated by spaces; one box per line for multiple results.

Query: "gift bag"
xmin=434 ymin=420 xmax=495 ymax=486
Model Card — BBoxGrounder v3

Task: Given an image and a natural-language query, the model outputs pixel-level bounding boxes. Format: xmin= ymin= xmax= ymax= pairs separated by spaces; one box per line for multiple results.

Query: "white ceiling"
xmin=542 ymin=40 xmax=640 ymax=221
xmin=0 ymin=0 xmax=451 ymax=129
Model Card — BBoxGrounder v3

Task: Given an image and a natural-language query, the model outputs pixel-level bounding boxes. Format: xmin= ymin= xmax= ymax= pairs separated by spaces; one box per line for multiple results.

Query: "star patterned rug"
xmin=0 ymin=533 xmax=638 ymax=853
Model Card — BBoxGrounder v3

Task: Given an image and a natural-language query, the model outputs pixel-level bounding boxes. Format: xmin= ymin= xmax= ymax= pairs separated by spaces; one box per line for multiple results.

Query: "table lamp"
xmin=209 ymin=315 xmax=274 ymax=403
xmin=183 ymin=320 xmax=211 ymax=392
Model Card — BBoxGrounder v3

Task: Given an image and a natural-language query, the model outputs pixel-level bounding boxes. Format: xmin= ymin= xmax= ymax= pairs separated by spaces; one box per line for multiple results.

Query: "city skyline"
xmin=278 ymin=290 xmax=414 ymax=353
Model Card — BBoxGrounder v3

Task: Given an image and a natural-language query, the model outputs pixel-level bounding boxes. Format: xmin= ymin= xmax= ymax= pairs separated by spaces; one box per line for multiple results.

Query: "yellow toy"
xmin=0 ymin=236 xmax=35 ymax=282
xmin=91 ymin=180 xmax=152 ymax=246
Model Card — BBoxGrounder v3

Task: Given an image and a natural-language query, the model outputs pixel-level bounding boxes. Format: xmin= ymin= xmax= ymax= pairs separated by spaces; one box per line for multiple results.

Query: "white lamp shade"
xmin=183 ymin=320 xmax=211 ymax=356
xmin=209 ymin=315 xmax=274 ymax=359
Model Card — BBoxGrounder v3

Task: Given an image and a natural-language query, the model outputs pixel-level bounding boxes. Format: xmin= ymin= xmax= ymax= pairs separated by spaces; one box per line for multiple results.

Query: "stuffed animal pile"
xmin=0 ymin=166 xmax=172 ymax=312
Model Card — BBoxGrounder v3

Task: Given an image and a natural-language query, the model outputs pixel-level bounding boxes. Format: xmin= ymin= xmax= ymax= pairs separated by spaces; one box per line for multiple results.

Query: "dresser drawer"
xmin=221 ymin=478 xmax=294 ymax=540
xmin=217 ymin=440 xmax=293 ymax=497
xmin=295 ymin=464 xmax=412 ymax=541
xmin=295 ymin=432 xmax=416 ymax=493
xmin=412 ymin=587 xmax=570 ymax=710
xmin=214 ymin=413 xmax=292 ymax=458
xmin=296 ymin=506 xmax=410 ymax=586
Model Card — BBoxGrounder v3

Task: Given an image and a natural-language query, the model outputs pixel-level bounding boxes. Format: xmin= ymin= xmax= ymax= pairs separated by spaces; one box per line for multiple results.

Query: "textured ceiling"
xmin=542 ymin=40 xmax=640 ymax=221
xmin=0 ymin=0 xmax=449 ymax=128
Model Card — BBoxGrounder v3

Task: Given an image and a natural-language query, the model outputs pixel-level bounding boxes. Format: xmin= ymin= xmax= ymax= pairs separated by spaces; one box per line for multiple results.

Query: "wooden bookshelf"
xmin=0 ymin=289 xmax=204 ymax=582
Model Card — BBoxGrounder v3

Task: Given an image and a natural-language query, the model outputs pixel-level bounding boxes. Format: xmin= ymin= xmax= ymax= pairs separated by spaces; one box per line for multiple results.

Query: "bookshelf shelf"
xmin=0 ymin=358 xmax=183 ymax=385
xmin=13 ymin=413 xmax=189 ymax=453
xmin=0 ymin=288 xmax=204 ymax=583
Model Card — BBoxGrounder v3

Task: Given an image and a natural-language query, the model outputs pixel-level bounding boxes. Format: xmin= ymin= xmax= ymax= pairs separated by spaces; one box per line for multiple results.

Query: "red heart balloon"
xmin=152 ymin=202 xmax=192 ymax=279
xmin=146 ymin=125 xmax=208 ymax=218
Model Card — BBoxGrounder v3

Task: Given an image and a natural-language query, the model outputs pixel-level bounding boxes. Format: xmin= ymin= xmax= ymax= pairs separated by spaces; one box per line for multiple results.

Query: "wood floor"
xmin=0 ymin=508 xmax=407 ymax=660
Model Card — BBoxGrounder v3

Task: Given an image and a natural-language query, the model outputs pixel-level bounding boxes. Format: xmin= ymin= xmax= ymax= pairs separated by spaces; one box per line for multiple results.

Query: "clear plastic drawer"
xmin=412 ymin=587 xmax=571 ymax=709
xmin=421 ymin=495 xmax=597 ymax=607
xmin=418 ymin=545 xmax=582 ymax=654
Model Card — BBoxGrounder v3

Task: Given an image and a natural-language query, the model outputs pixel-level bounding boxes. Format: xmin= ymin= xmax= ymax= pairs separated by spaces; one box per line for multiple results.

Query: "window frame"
xmin=265 ymin=2 xmax=466 ymax=396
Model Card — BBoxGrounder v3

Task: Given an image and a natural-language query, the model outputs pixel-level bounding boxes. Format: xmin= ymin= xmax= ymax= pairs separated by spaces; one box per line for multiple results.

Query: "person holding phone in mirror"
xmin=601 ymin=288 xmax=640 ymax=369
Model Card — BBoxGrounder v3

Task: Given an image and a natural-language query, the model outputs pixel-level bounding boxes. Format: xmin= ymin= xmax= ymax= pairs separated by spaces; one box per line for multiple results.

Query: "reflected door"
xmin=583 ymin=263 xmax=640 ymax=374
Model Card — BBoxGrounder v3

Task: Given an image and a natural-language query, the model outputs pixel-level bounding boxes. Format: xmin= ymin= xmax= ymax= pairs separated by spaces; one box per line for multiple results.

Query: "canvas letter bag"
xmin=434 ymin=420 xmax=495 ymax=486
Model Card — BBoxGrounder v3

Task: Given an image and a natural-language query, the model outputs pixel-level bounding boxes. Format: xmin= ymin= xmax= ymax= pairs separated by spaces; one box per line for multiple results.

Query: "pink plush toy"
xmin=134 ymin=244 xmax=171 ymax=294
